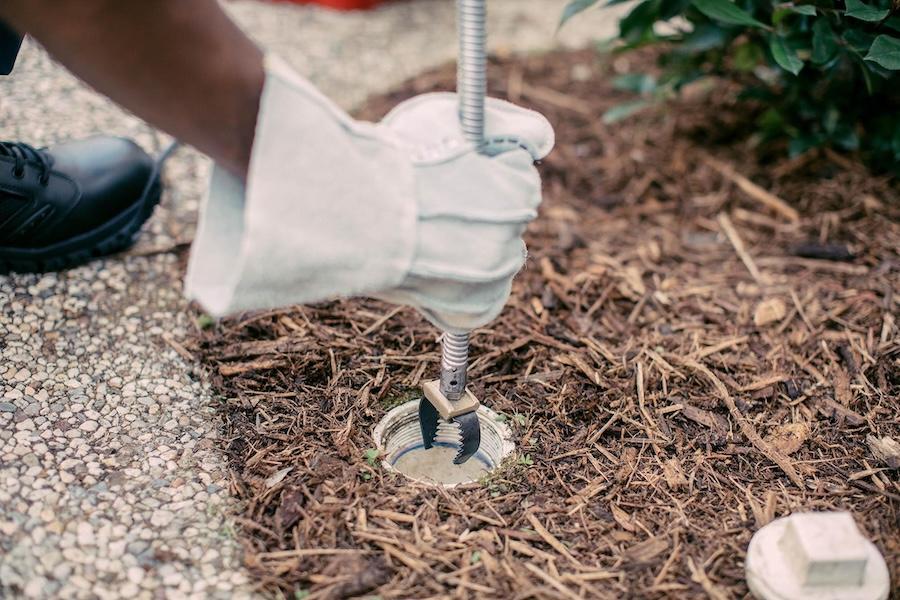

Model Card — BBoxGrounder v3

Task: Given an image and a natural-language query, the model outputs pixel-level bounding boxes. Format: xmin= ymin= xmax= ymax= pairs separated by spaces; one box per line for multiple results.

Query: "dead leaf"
xmin=265 ymin=466 xmax=293 ymax=489
xmin=623 ymin=536 xmax=668 ymax=563
xmin=754 ymin=298 xmax=787 ymax=326
xmin=765 ymin=423 xmax=809 ymax=455
xmin=867 ymin=435 xmax=900 ymax=469
xmin=610 ymin=503 xmax=637 ymax=532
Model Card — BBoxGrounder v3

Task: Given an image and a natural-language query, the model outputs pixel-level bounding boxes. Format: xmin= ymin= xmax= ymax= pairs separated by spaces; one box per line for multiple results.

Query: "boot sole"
xmin=0 ymin=176 xmax=163 ymax=275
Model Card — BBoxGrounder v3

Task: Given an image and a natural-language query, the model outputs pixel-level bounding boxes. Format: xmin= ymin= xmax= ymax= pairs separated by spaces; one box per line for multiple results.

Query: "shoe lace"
xmin=0 ymin=141 xmax=54 ymax=185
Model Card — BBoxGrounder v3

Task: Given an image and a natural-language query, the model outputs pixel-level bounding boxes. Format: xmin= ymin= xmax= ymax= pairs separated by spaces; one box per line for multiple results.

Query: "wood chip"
xmin=523 ymin=563 xmax=581 ymax=600
xmin=718 ymin=212 xmax=766 ymax=284
xmin=703 ymin=155 xmax=800 ymax=222
xmin=687 ymin=556 xmax=730 ymax=600
xmin=610 ymin=503 xmax=638 ymax=533
xmin=754 ymin=298 xmax=787 ymax=327
xmin=623 ymin=536 xmax=669 ymax=563
xmin=662 ymin=458 xmax=688 ymax=490
xmin=218 ymin=357 xmax=288 ymax=376
xmin=525 ymin=512 xmax=583 ymax=567
xmin=867 ymin=435 xmax=900 ymax=469
xmin=765 ymin=423 xmax=810 ymax=456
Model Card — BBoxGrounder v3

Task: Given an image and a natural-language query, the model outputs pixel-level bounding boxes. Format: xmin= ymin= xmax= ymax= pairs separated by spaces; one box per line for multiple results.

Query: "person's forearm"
xmin=0 ymin=0 xmax=264 ymax=178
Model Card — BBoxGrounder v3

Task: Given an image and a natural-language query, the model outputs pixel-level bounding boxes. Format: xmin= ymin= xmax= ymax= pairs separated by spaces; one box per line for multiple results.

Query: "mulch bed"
xmin=189 ymin=48 xmax=899 ymax=598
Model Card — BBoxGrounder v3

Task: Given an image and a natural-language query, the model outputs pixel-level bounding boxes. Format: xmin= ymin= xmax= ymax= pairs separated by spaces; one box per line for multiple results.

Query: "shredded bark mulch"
xmin=188 ymin=48 xmax=899 ymax=598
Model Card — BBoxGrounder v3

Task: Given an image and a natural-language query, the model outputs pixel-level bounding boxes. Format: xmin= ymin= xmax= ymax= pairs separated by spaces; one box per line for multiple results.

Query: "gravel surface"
xmin=0 ymin=2 xmax=619 ymax=597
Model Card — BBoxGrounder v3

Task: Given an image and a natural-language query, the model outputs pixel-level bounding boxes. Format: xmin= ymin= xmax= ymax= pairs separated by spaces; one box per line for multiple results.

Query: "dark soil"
xmin=190 ymin=48 xmax=900 ymax=599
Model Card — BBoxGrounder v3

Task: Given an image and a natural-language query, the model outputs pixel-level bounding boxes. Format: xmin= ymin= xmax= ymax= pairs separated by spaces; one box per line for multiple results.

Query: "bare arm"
xmin=0 ymin=0 xmax=265 ymax=178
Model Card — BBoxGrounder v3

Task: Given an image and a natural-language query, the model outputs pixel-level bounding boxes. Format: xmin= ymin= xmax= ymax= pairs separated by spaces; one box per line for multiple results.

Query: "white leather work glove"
xmin=185 ymin=55 xmax=554 ymax=333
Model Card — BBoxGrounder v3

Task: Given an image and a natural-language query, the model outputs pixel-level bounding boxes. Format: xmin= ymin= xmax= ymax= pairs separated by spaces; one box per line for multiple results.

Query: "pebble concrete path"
xmin=0 ymin=2 xmax=619 ymax=598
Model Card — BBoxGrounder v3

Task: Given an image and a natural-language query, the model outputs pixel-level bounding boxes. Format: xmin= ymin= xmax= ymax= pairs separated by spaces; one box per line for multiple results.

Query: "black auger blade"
xmin=418 ymin=397 xmax=439 ymax=449
xmin=452 ymin=411 xmax=481 ymax=465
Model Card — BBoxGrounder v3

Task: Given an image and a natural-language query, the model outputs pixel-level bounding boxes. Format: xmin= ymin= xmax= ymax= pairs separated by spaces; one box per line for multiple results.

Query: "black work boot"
xmin=0 ymin=136 xmax=162 ymax=274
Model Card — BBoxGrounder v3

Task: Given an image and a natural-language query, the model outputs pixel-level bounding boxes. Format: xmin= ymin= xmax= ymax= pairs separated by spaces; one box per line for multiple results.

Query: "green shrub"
xmin=562 ymin=0 xmax=900 ymax=172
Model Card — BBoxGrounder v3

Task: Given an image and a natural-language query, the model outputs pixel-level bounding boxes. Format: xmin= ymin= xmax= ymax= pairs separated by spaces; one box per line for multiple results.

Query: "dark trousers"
xmin=0 ymin=20 xmax=23 ymax=75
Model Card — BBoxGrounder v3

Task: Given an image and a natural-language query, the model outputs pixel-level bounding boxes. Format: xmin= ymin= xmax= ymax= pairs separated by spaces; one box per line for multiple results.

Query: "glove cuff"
xmin=185 ymin=55 xmax=416 ymax=316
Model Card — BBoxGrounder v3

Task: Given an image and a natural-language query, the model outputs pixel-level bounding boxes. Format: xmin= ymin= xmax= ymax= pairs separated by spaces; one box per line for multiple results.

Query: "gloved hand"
xmin=185 ymin=55 xmax=554 ymax=332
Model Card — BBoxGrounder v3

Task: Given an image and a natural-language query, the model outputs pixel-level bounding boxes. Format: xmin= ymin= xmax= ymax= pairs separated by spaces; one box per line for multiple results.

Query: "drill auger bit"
xmin=418 ymin=395 xmax=480 ymax=464
xmin=452 ymin=411 xmax=481 ymax=464
xmin=418 ymin=396 xmax=440 ymax=450
xmin=418 ymin=379 xmax=481 ymax=463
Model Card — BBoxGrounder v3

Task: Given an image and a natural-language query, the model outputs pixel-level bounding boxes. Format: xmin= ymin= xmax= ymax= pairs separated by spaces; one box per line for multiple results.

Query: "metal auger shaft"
xmin=439 ymin=0 xmax=486 ymax=402
xmin=419 ymin=0 xmax=487 ymax=466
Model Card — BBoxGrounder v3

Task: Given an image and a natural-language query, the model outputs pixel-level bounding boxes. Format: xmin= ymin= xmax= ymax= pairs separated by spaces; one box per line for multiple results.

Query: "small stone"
xmin=150 ymin=510 xmax=174 ymax=527
xmin=76 ymin=522 xmax=95 ymax=546
xmin=0 ymin=402 xmax=19 ymax=413
xmin=23 ymin=578 xmax=44 ymax=598
xmin=119 ymin=582 xmax=139 ymax=597
xmin=0 ymin=521 xmax=18 ymax=536
xmin=79 ymin=421 xmax=99 ymax=433
xmin=126 ymin=540 xmax=149 ymax=555
xmin=61 ymin=547 xmax=87 ymax=563
xmin=127 ymin=566 xmax=145 ymax=585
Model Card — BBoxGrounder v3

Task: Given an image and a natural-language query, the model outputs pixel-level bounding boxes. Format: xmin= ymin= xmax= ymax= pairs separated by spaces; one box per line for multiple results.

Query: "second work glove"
xmin=185 ymin=56 xmax=554 ymax=332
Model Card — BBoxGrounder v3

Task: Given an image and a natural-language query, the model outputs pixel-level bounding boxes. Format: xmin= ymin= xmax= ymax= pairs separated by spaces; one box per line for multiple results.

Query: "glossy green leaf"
xmin=884 ymin=16 xmax=900 ymax=33
xmin=790 ymin=4 xmax=817 ymax=15
xmin=811 ymin=18 xmax=838 ymax=64
xmin=769 ymin=35 xmax=803 ymax=74
xmin=844 ymin=29 xmax=877 ymax=52
xmin=679 ymin=23 xmax=731 ymax=50
xmin=659 ymin=0 xmax=693 ymax=19
xmin=559 ymin=0 xmax=602 ymax=26
xmin=602 ymin=100 xmax=653 ymax=123
xmin=612 ymin=73 xmax=658 ymax=93
xmin=864 ymin=35 xmax=900 ymax=70
xmin=691 ymin=0 xmax=767 ymax=28
xmin=773 ymin=5 xmax=815 ymax=24
xmin=844 ymin=0 xmax=890 ymax=22
xmin=772 ymin=7 xmax=791 ymax=24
